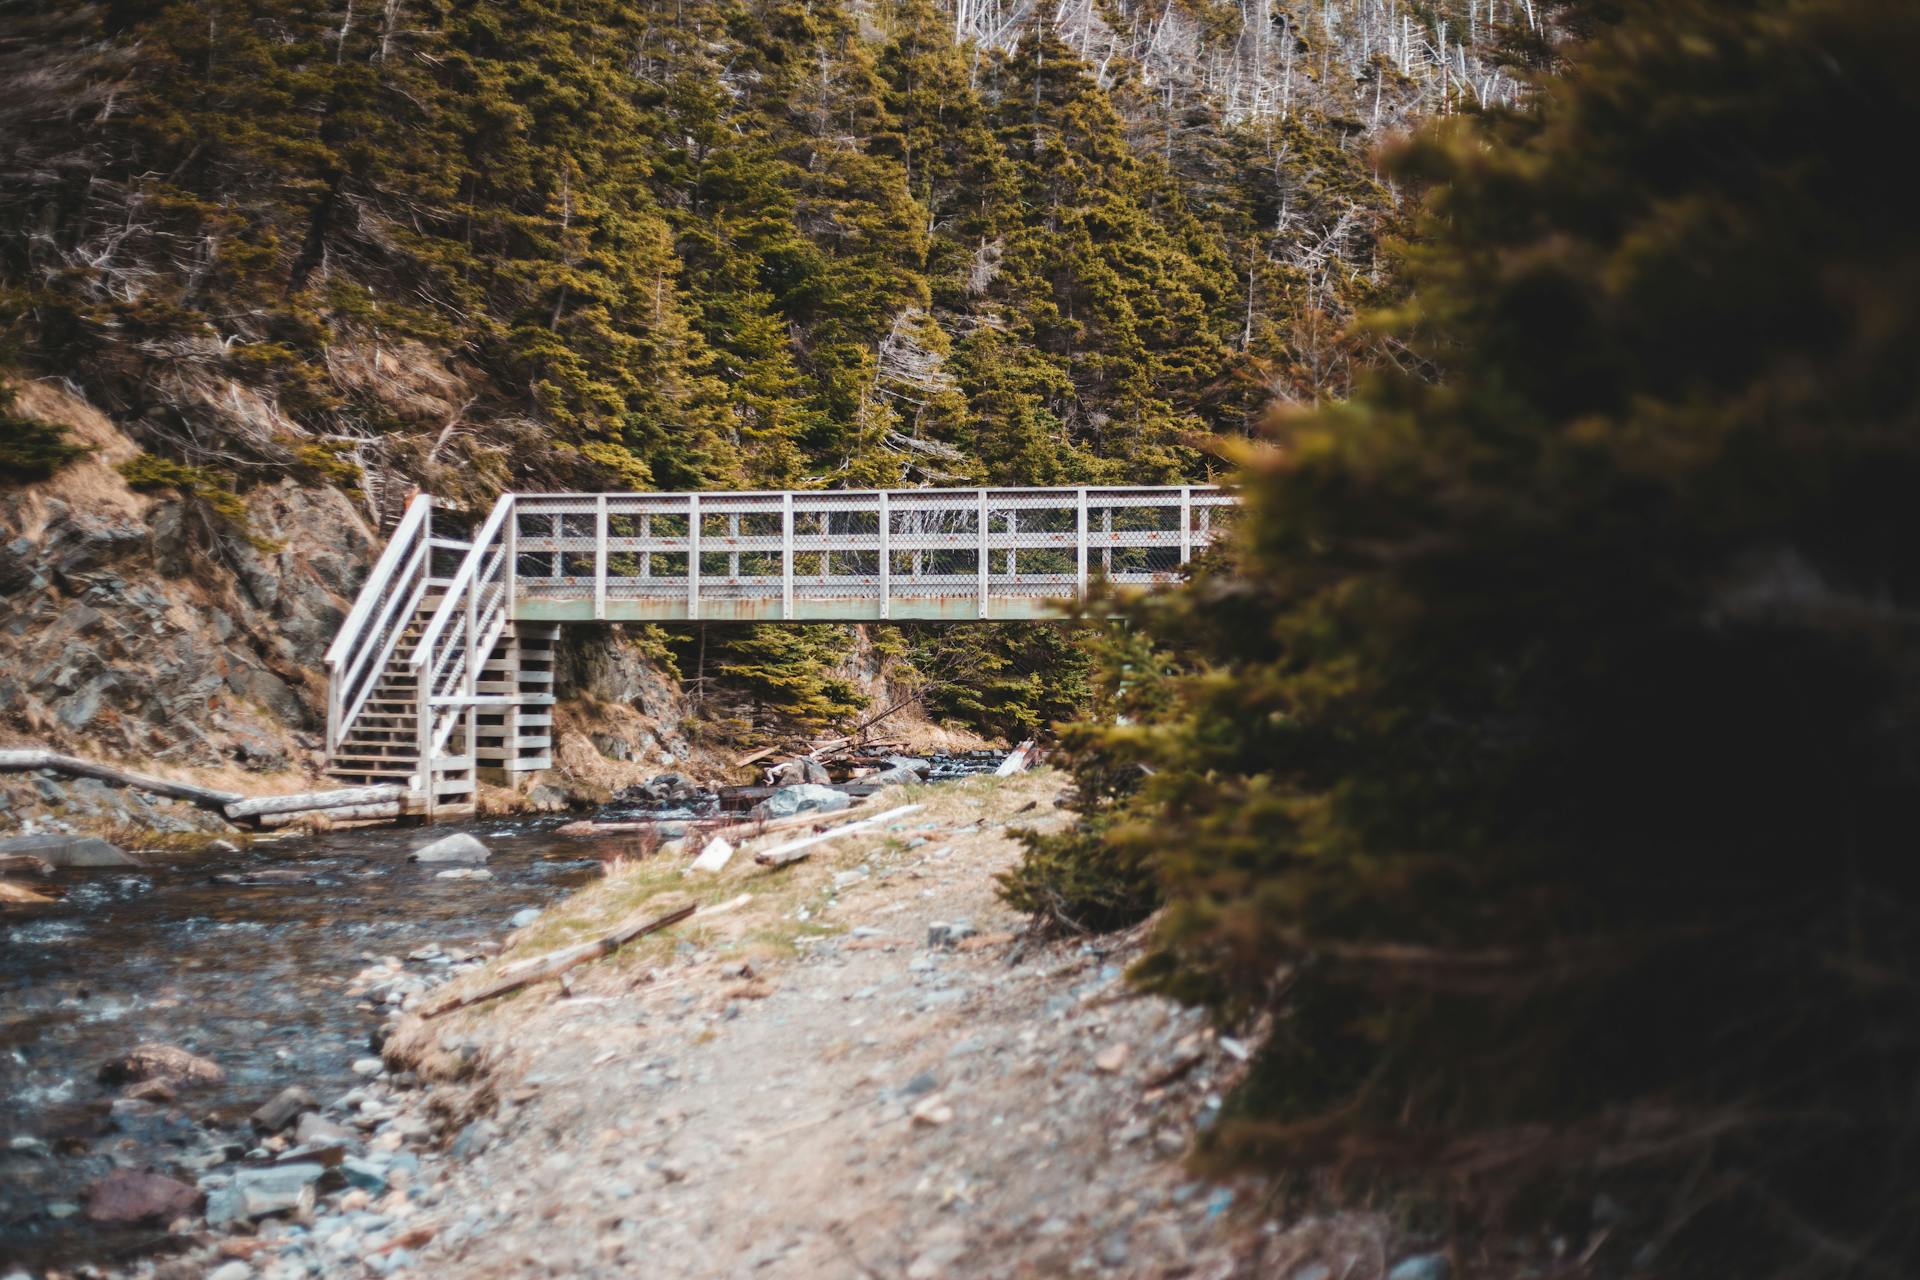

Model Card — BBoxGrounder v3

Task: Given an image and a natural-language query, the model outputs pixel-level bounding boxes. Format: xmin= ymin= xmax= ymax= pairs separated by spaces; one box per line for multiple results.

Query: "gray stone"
xmin=927 ymin=920 xmax=977 ymax=949
xmin=207 ymin=1262 xmax=253 ymax=1280
xmin=507 ymin=908 xmax=541 ymax=930
xmin=293 ymin=1113 xmax=358 ymax=1150
xmin=98 ymin=1042 xmax=223 ymax=1087
xmin=768 ymin=757 xmax=831 ymax=787
xmin=1386 ymin=1255 xmax=1450 ymax=1280
xmin=339 ymin=1157 xmax=388 ymax=1194
xmin=207 ymin=1163 xmax=327 ymax=1224
xmin=408 ymin=833 xmax=490 ymax=864
xmin=252 ymin=1086 xmax=317 ymax=1133
xmin=755 ymin=784 xmax=851 ymax=819
xmin=0 ymin=833 xmax=143 ymax=868
xmin=864 ymin=764 xmax=923 ymax=785
xmin=84 ymin=1169 xmax=200 ymax=1224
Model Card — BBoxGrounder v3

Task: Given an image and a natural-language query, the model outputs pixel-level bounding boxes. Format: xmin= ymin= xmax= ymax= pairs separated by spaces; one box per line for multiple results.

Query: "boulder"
xmin=0 ymin=833 xmax=143 ymax=869
xmin=250 ymin=1085 xmax=317 ymax=1133
xmin=98 ymin=1042 xmax=225 ymax=1088
xmin=768 ymin=757 xmax=831 ymax=787
xmin=408 ymin=833 xmax=490 ymax=865
xmin=84 ymin=1169 xmax=200 ymax=1225
xmin=864 ymin=765 xmax=923 ymax=786
xmin=754 ymin=783 xmax=852 ymax=820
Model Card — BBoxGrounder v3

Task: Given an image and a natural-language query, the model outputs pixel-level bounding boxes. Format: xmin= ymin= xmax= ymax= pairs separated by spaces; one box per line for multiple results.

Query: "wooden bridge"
xmin=324 ymin=487 xmax=1232 ymax=817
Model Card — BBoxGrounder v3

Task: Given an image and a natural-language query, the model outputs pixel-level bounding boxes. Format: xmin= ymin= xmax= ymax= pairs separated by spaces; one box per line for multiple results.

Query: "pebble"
xmin=1094 ymin=1044 xmax=1131 ymax=1073
xmin=208 ymin=1262 xmax=253 ymax=1280
xmin=352 ymin=1058 xmax=385 ymax=1077
xmin=1387 ymin=1254 xmax=1451 ymax=1280
xmin=508 ymin=907 xmax=541 ymax=929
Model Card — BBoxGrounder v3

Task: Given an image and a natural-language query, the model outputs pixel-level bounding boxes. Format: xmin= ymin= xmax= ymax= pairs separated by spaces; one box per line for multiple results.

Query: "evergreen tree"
xmin=1014 ymin=1 xmax=1920 ymax=1271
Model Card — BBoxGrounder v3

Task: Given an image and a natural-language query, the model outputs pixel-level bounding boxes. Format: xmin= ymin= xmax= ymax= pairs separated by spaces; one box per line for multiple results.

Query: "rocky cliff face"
xmin=0 ymin=382 xmax=380 ymax=828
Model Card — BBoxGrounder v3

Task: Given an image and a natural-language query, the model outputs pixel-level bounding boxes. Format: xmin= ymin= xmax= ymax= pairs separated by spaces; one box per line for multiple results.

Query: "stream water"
xmin=0 ymin=752 xmax=1013 ymax=1270
xmin=0 ymin=819 xmax=609 ymax=1270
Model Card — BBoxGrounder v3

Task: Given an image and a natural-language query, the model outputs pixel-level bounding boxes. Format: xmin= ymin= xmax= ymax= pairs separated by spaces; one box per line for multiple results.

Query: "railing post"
xmin=1102 ymin=504 xmax=1112 ymax=579
xmin=687 ymin=493 xmax=701 ymax=622
xmin=1076 ymin=487 xmax=1088 ymax=599
xmin=503 ymin=495 xmax=518 ymax=620
xmin=781 ymin=492 xmax=793 ymax=620
xmin=593 ymin=494 xmax=608 ymax=621
xmin=1179 ymin=486 xmax=1192 ymax=565
xmin=728 ymin=512 xmax=739 ymax=581
xmin=977 ymin=490 xmax=989 ymax=619
xmin=640 ymin=511 xmax=651 ymax=580
xmin=878 ymin=490 xmax=890 ymax=620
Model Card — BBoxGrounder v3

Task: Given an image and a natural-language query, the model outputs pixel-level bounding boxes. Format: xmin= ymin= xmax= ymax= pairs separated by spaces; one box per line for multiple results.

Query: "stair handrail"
xmin=325 ymin=494 xmax=433 ymax=756
xmin=408 ymin=494 xmax=517 ymax=801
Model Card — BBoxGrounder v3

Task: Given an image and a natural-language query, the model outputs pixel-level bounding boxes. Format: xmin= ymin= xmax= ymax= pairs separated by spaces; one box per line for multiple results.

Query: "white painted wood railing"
xmin=323 ymin=494 xmax=432 ymax=757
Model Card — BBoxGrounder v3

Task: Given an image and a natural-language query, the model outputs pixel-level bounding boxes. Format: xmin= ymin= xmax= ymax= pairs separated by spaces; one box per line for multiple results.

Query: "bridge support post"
xmin=976 ymin=490 xmax=988 ymax=619
xmin=878 ymin=490 xmax=890 ymax=620
xmin=781 ymin=492 xmax=793 ymax=620
xmin=593 ymin=495 xmax=608 ymax=621
xmin=688 ymin=493 xmax=701 ymax=622
xmin=1076 ymin=487 xmax=1088 ymax=598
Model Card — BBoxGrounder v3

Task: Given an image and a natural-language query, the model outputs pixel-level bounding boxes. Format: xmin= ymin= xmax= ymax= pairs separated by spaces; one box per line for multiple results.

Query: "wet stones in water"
xmin=205 ymin=1162 xmax=326 ymax=1224
xmin=251 ymin=1085 xmax=317 ymax=1133
xmin=84 ymin=1168 xmax=200 ymax=1225
xmin=98 ymin=1042 xmax=225 ymax=1088
xmin=610 ymin=771 xmax=718 ymax=816
xmin=211 ymin=868 xmax=321 ymax=887
xmin=408 ymin=833 xmax=491 ymax=864
xmin=864 ymin=764 xmax=924 ymax=785
xmin=0 ymin=832 xmax=143 ymax=868
xmin=752 ymin=784 xmax=852 ymax=820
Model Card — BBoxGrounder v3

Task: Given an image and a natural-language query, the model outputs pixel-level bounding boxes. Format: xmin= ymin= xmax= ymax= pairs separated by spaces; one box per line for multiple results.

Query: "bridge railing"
xmin=323 ymin=493 xmax=433 ymax=756
xmin=508 ymin=486 xmax=1231 ymax=622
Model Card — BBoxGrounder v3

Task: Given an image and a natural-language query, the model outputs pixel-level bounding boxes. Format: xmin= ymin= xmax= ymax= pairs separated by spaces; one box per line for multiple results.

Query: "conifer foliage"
xmin=1014 ymin=1 xmax=1920 ymax=1270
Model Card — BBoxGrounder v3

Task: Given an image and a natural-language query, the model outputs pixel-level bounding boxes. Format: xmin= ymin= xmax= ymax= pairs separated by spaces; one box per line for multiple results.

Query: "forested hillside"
xmin=2 ymin=0 xmax=1539 ymax=732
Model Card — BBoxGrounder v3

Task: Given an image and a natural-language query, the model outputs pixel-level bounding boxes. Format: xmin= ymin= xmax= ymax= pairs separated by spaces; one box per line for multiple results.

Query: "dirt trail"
xmin=371 ymin=772 xmax=1275 ymax=1279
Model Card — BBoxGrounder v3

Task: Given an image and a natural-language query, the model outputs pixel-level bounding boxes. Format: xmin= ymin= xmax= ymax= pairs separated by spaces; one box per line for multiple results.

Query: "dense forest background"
xmin=0 ymin=0 xmax=1550 ymax=732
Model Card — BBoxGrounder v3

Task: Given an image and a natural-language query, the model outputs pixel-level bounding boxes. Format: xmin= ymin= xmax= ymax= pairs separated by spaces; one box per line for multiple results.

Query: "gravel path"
xmin=387 ymin=772 xmax=1266 ymax=1279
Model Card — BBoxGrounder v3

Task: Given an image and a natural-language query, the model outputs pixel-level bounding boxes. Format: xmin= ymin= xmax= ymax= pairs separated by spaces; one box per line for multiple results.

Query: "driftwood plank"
xmin=257 ymin=801 xmax=403 ymax=828
xmin=225 ymin=785 xmax=406 ymax=820
xmin=754 ymin=803 xmax=923 ymax=868
xmin=422 ymin=901 xmax=699 ymax=1019
xmin=0 ymin=749 xmax=244 ymax=810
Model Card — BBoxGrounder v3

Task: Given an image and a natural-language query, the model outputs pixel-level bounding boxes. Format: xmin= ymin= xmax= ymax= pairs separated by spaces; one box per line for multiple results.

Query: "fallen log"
xmin=422 ymin=901 xmax=699 ymax=1019
xmin=0 ymin=749 xmax=243 ymax=811
xmin=0 ymin=853 xmax=53 ymax=878
xmin=754 ymin=803 xmax=923 ymax=868
xmin=0 ymin=880 xmax=54 ymax=905
xmin=257 ymin=802 xmax=402 ymax=829
xmin=224 ymin=785 xmax=406 ymax=821
xmin=732 ymin=746 xmax=780 ymax=768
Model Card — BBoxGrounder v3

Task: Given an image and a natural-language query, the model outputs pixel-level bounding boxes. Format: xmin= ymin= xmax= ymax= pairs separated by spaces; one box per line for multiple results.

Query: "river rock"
xmin=205 ymin=1163 xmax=326 ymax=1224
xmin=295 ymin=1112 xmax=360 ymax=1150
xmin=408 ymin=833 xmax=490 ymax=864
xmin=507 ymin=907 xmax=541 ymax=929
xmin=864 ymin=764 xmax=922 ymax=785
xmin=0 ymin=833 xmax=143 ymax=868
xmin=99 ymin=1042 xmax=225 ymax=1088
xmin=754 ymin=784 xmax=852 ymax=819
xmin=768 ymin=757 xmax=831 ymax=786
xmin=84 ymin=1168 xmax=200 ymax=1224
xmin=1386 ymin=1254 xmax=1451 ymax=1280
xmin=251 ymin=1086 xmax=317 ymax=1133
xmin=435 ymin=867 xmax=493 ymax=881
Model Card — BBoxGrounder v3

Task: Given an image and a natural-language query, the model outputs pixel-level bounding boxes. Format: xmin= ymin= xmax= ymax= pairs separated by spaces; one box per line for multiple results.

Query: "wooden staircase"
xmin=324 ymin=495 xmax=550 ymax=821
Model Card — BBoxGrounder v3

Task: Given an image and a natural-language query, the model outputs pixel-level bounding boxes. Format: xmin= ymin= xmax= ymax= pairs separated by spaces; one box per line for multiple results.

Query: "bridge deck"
xmin=507 ymin=486 xmax=1231 ymax=623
